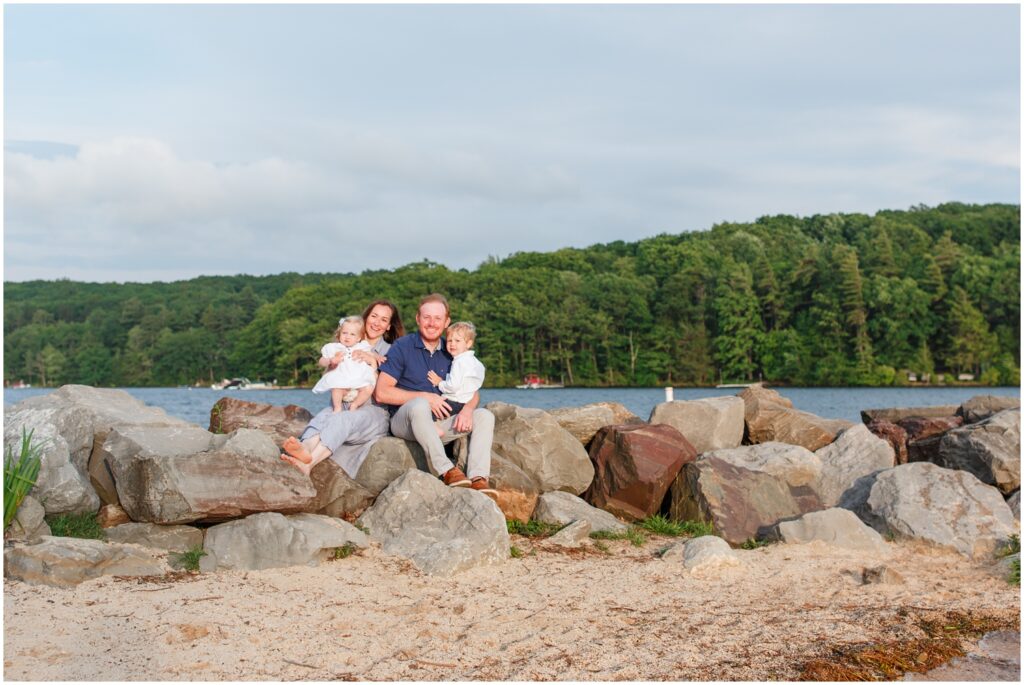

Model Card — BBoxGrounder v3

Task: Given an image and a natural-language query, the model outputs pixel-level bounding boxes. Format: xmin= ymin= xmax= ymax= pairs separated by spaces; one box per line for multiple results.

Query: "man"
xmin=374 ymin=293 xmax=496 ymax=493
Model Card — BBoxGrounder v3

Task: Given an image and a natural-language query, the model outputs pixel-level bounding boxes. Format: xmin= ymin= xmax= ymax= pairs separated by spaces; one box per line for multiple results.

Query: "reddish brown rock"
xmin=898 ymin=416 xmax=963 ymax=443
xmin=907 ymin=435 xmax=944 ymax=464
xmin=209 ymin=397 xmax=313 ymax=447
xmin=585 ymin=424 xmax=697 ymax=521
xmin=308 ymin=459 xmax=376 ymax=520
xmin=866 ymin=420 xmax=909 ymax=465
xmin=739 ymin=385 xmax=852 ymax=452
xmin=488 ymin=454 xmax=541 ymax=522
xmin=669 ymin=456 xmax=821 ymax=546
xmin=97 ymin=504 xmax=132 ymax=528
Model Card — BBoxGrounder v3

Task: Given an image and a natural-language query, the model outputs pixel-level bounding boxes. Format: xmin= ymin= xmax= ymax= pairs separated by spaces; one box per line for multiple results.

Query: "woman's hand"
xmin=352 ymin=349 xmax=380 ymax=368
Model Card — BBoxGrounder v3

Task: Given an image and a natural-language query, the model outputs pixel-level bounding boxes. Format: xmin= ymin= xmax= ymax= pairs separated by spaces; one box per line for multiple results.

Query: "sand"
xmin=3 ymin=535 xmax=1020 ymax=681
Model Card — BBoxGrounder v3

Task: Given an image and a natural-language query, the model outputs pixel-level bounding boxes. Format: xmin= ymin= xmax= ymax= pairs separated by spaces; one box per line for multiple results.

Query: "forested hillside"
xmin=4 ymin=202 xmax=1019 ymax=388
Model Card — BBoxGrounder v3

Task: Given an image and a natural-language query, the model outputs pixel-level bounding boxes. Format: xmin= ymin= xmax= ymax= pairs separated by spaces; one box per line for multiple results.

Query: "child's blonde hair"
xmin=334 ymin=315 xmax=365 ymax=341
xmin=447 ymin=321 xmax=476 ymax=344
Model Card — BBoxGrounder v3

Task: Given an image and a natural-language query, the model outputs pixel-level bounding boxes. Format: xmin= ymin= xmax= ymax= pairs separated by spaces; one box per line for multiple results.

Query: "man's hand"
xmin=425 ymin=393 xmax=452 ymax=420
xmin=453 ymin=406 xmax=474 ymax=433
xmin=426 ymin=370 xmax=442 ymax=387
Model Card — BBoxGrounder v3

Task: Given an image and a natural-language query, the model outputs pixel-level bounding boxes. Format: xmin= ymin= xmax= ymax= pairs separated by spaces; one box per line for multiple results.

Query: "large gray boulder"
xmin=4 ymin=386 xmax=191 ymax=514
xmin=814 ymin=424 xmax=896 ymax=507
xmin=770 ymin=508 xmax=890 ymax=554
xmin=648 ymin=396 xmax=745 ymax=454
xmin=843 ymin=462 xmax=1016 ymax=558
xmin=548 ymin=405 xmax=616 ymax=446
xmin=669 ymin=456 xmax=821 ymax=546
xmin=1008 ymin=491 xmax=1020 ymax=521
xmin=937 ymin=409 xmax=1020 ymax=494
xmin=201 ymin=512 xmax=368 ymax=571
xmin=861 ymin=404 xmax=960 ymax=425
xmin=739 ymin=385 xmax=851 ymax=451
xmin=356 ymin=470 xmax=509 ymax=575
xmin=4 ymin=536 xmax=167 ymax=587
xmin=532 ymin=490 xmax=629 ymax=533
xmin=352 ymin=437 xmax=426 ymax=496
xmin=99 ymin=425 xmax=316 ymax=524
xmin=544 ymin=519 xmax=592 ymax=548
xmin=105 ymin=522 xmax=204 ymax=553
xmin=5 ymin=495 xmax=51 ymax=543
xmin=309 ymin=459 xmax=376 ymax=519
xmin=702 ymin=442 xmax=822 ymax=489
xmin=486 ymin=402 xmax=595 ymax=494
xmin=957 ymin=395 xmax=1021 ymax=424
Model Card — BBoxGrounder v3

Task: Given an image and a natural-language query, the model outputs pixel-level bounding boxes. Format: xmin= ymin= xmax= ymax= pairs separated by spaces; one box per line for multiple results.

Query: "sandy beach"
xmin=3 ymin=534 xmax=1019 ymax=681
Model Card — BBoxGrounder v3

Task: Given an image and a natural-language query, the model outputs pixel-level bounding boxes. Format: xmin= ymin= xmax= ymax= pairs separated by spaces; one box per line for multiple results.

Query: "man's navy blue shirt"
xmin=378 ymin=333 xmax=453 ymax=413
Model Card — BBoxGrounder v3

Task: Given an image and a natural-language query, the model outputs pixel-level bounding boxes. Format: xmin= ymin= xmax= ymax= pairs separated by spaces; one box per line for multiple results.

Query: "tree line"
xmin=4 ymin=202 xmax=1019 ymax=388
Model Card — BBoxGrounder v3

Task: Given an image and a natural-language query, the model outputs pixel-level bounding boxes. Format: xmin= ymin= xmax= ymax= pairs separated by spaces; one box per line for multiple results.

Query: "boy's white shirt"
xmin=438 ymin=350 xmax=485 ymax=402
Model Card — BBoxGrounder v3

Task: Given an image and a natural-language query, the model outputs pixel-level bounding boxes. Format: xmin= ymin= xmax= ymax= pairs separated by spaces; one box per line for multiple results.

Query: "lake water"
xmin=3 ymin=386 xmax=1019 ymax=428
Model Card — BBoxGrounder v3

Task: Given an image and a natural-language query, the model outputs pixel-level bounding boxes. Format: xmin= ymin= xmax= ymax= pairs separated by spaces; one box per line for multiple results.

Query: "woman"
xmin=280 ymin=299 xmax=405 ymax=477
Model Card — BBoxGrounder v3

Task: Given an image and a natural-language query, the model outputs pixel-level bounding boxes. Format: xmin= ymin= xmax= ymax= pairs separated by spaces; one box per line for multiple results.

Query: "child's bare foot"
xmin=282 ymin=436 xmax=313 ymax=464
xmin=280 ymin=453 xmax=312 ymax=476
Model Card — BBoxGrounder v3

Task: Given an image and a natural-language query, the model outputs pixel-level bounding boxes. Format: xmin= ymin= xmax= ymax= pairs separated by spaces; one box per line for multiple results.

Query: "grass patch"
xmin=170 ymin=545 xmax=207 ymax=572
xmin=640 ymin=515 xmax=714 ymax=538
xmin=589 ymin=527 xmax=647 ymax=547
xmin=46 ymin=512 xmax=105 ymax=540
xmin=997 ymin=534 xmax=1020 ymax=557
xmin=741 ymin=537 xmax=771 ymax=550
xmin=507 ymin=520 xmax=562 ymax=537
xmin=4 ymin=428 xmax=44 ymax=529
xmin=592 ymin=540 xmax=611 ymax=554
xmin=332 ymin=542 xmax=359 ymax=560
xmin=509 ymin=546 xmax=524 ymax=559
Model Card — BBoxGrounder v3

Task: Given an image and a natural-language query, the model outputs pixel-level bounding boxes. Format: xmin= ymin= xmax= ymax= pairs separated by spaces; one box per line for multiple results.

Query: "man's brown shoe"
xmin=470 ymin=477 xmax=498 ymax=495
xmin=443 ymin=467 xmax=471 ymax=487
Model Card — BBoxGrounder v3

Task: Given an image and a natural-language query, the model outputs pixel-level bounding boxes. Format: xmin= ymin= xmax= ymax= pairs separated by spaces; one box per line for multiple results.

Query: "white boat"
xmin=715 ymin=383 xmax=752 ymax=388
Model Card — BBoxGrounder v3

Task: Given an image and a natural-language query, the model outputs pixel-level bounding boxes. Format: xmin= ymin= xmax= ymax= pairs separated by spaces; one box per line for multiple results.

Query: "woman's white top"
xmin=438 ymin=350 xmax=486 ymax=403
xmin=312 ymin=341 xmax=376 ymax=393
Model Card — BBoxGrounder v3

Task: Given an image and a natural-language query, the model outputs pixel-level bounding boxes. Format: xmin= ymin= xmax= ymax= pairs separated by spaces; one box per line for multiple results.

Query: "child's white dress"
xmin=312 ymin=341 xmax=376 ymax=394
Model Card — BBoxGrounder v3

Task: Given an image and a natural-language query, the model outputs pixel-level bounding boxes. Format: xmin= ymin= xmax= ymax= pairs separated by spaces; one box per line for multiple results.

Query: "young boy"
xmin=426 ymin=321 xmax=485 ymax=438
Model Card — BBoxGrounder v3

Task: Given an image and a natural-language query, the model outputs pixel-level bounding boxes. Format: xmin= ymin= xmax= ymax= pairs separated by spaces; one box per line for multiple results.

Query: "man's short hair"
xmin=418 ymin=293 xmax=450 ymax=318
xmin=447 ymin=321 xmax=476 ymax=344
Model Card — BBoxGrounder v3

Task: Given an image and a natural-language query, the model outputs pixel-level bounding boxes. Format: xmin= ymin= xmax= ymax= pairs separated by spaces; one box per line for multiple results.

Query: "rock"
xmin=958 ymin=395 xmax=1021 ymax=424
xmin=861 ymin=404 xmax=960 ymax=424
xmin=907 ymin=434 xmax=945 ymax=465
xmin=739 ymin=385 xmax=851 ymax=451
xmin=3 ymin=536 xmax=167 ymax=587
xmin=97 ymin=504 xmax=132 ymax=528
xmin=681 ymin=535 xmax=742 ymax=577
xmin=898 ymin=416 xmax=964 ymax=442
xmin=202 ymin=512 xmax=368 ymax=571
xmin=648 ymin=396 xmax=745 ymax=454
xmin=585 ymin=423 xmax=697 ymax=521
xmin=105 ymin=522 xmax=204 ymax=553
xmin=100 ymin=425 xmax=316 ymax=524
xmin=544 ymin=519 xmax=592 ymax=548
xmin=548 ymin=405 xmax=615 ymax=446
xmin=6 ymin=495 xmax=51 ymax=543
xmin=1008 ymin=491 xmax=1020 ymax=520
xmin=488 ymin=453 xmax=541 ymax=522
xmin=532 ymin=491 xmax=629 ymax=533
xmin=658 ymin=540 xmax=687 ymax=562
xmin=815 ymin=424 xmax=896 ymax=507
xmin=771 ymin=508 xmax=890 ymax=554
xmin=936 ymin=409 xmax=1020 ymax=494
xmin=5 ymin=385 xmax=191 ymax=514
xmin=487 ymin=402 xmax=595 ymax=494
xmin=309 ymin=459 xmax=375 ymax=519
xmin=669 ymin=456 xmax=821 ymax=546
xmin=589 ymin=402 xmax=644 ymax=425
xmin=862 ymin=565 xmax=904 ymax=585
xmin=353 ymin=437 xmax=426 ymax=496
xmin=845 ymin=462 xmax=1016 ymax=558
xmin=208 ymin=396 xmax=313 ymax=447
xmin=866 ymin=420 xmax=909 ymax=465
xmin=704 ymin=442 xmax=822 ymax=489
xmin=356 ymin=470 xmax=509 ymax=575
xmin=995 ymin=553 xmax=1020 ymax=581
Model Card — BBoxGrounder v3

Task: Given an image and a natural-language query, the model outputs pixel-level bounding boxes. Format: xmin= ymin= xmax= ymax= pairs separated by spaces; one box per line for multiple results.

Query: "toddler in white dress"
xmin=312 ymin=316 xmax=377 ymax=412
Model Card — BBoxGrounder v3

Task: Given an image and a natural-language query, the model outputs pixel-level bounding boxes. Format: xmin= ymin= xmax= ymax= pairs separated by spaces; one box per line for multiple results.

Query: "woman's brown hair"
xmin=361 ymin=299 xmax=405 ymax=343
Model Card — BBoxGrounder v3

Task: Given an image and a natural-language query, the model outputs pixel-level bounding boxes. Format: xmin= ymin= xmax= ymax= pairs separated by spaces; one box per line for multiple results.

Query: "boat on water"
xmin=715 ymin=383 xmax=753 ymax=388
xmin=210 ymin=377 xmax=278 ymax=390
xmin=515 ymin=373 xmax=565 ymax=390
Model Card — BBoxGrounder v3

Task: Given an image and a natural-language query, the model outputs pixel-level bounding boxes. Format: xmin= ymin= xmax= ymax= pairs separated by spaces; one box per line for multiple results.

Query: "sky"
xmin=3 ymin=3 xmax=1020 ymax=283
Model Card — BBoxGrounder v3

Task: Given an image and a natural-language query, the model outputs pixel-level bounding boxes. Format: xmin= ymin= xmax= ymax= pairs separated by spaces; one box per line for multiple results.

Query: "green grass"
xmin=639 ymin=515 xmax=714 ymax=538
xmin=507 ymin=520 xmax=563 ymax=537
xmin=589 ymin=527 xmax=647 ymax=547
xmin=509 ymin=546 xmax=524 ymax=558
xmin=46 ymin=512 xmax=105 ymax=540
xmin=997 ymin=535 xmax=1020 ymax=586
xmin=171 ymin=545 xmax=207 ymax=572
xmin=4 ymin=428 xmax=43 ymax=529
xmin=332 ymin=542 xmax=358 ymax=560
xmin=592 ymin=540 xmax=611 ymax=554
xmin=741 ymin=537 xmax=771 ymax=550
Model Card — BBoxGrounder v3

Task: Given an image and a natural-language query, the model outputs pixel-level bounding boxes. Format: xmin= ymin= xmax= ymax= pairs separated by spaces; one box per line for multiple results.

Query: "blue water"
xmin=3 ymin=386 xmax=1019 ymax=428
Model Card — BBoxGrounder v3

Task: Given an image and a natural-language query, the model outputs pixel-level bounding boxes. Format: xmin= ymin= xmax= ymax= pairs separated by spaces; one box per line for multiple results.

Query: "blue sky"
xmin=4 ymin=3 xmax=1020 ymax=282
